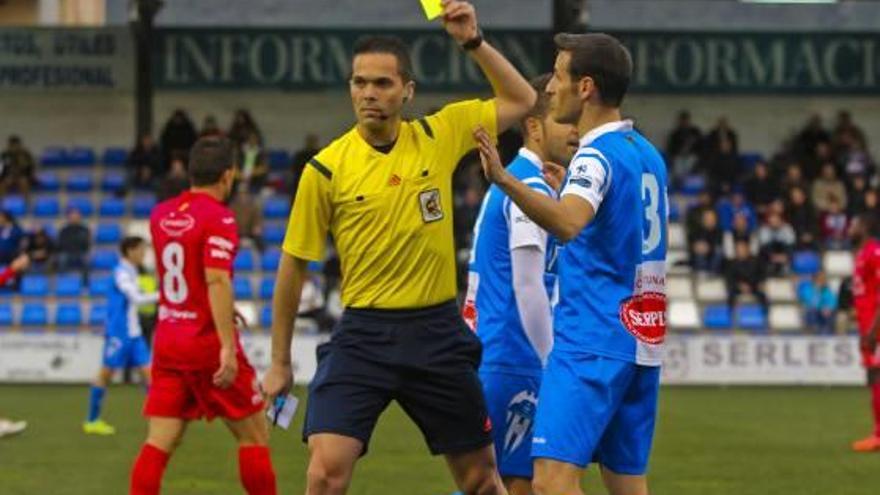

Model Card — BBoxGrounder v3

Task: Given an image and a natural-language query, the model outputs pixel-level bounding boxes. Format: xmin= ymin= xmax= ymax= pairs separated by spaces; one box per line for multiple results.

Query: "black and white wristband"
xmin=461 ymin=30 xmax=484 ymax=51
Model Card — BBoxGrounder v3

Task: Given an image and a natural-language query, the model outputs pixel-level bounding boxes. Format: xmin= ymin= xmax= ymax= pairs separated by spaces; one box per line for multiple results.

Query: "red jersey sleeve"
xmin=0 ymin=267 xmax=15 ymax=286
xmin=203 ymin=213 xmax=239 ymax=272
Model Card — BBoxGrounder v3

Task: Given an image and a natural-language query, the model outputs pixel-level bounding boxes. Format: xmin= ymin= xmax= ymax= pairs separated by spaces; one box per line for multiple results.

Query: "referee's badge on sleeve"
xmin=419 ymin=189 xmax=444 ymax=223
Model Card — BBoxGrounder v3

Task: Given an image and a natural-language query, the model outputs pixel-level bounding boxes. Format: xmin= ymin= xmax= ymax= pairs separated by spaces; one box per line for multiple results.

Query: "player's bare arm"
xmin=206 ymin=267 xmax=238 ymax=389
xmin=441 ymin=0 xmax=535 ymax=132
xmin=475 ymin=126 xmax=592 ymax=242
xmin=262 ymin=252 xmax=309 ymax=404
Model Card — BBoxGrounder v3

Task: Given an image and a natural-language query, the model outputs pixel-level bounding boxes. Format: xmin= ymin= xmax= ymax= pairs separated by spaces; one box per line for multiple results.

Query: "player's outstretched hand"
xmin=474 ymin=126 xmax=505 ymax=184
xmin=10 ymin=254 xmax=30 ymax=273
xmin=543 ymin=162 xmax=567 ymax=192
xmin=262 ymin=362 xmax=293 ymax=407
xmin=441 ymin=0 xmax=479 ymax=45
xmin=213 ymin=347 xmax=238 ymax=389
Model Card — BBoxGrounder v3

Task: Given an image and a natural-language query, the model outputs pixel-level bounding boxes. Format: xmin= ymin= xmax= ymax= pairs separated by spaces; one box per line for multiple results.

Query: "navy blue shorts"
xmin=303 ymin=300 xmax=492 ymax=456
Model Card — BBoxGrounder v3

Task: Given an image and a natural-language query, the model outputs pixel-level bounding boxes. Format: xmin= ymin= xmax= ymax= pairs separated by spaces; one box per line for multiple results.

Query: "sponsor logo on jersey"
xmin=222 ymin=216 xmax=235 ymax=224
xmin=208 ymin=236 xmax=235 ymax=251
xmin=619 ymin=292 xmax=667 ymax=345
xmin=158 ymin=305 xmax=199 ymax=321
xmin=388 ymin=174 xmax=402 ymax=186
xmin=210 ymin=249 xmax=231 ymax=260
xmin=419 ymin=188 xmax=444 ymax=223
xmin=504 ymin=390 xmax=538 ymax=456
xmin=159 ymin=213 xmax=195 ymax=237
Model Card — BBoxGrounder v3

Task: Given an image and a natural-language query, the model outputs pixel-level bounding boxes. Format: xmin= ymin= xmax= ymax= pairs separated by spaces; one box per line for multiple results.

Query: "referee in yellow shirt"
xmin=261 ymin=2 xmax=535 ymax=493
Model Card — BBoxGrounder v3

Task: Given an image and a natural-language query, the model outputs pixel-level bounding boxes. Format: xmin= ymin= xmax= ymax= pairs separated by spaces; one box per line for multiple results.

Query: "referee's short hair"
xmin=188 ymin=136 xmax=235 ymax=187
xmin=120 ymin=236 xmax=146 ymax=256
xmin=522 ymin=73 xmax=553 ymax=128
xmin=554 ymin=32 xmax=633 ymax=107
xmin=353 ymin=35 xmax=414 ymax=82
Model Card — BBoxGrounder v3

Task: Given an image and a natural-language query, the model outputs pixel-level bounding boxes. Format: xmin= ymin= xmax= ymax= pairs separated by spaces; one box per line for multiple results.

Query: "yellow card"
xmin=420 ymin=0 xmax=443 ymax=20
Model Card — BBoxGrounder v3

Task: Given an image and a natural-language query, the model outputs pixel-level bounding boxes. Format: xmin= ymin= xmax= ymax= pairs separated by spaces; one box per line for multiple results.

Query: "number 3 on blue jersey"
xmin=641 ymin=173 xmax=665 ymax=256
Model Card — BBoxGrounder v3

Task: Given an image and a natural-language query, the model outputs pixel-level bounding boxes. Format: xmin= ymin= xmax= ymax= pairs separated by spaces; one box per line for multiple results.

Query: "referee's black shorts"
xmin=303 ymin=300 xmax=492 ymax=456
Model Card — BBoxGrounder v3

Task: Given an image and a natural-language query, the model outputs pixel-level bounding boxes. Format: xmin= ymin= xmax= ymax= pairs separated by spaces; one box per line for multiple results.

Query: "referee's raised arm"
xmin=441 ymin=0 xmax=536 ymax=132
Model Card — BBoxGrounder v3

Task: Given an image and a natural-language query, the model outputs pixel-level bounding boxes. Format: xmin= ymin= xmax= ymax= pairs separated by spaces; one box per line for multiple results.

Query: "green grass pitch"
xmin=0 ymin=385 xmax=877 ymax=494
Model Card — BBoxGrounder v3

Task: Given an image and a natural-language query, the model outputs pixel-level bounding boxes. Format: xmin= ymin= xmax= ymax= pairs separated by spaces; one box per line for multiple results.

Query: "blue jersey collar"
xmin=517 ymin=147 xmax=543 ymax=171
xmin=579 ymin=120 xmax=634 ymax=147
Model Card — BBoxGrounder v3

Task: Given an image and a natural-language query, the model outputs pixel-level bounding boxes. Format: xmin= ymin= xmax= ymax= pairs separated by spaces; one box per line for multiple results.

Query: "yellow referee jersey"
xmin=283 ymin=99 xmax=497 ymax=309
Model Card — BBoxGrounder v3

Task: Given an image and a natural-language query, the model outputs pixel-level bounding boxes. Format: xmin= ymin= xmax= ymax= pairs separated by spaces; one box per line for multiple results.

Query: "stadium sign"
xmin=0 ymin=28 xmax=132 ymax=92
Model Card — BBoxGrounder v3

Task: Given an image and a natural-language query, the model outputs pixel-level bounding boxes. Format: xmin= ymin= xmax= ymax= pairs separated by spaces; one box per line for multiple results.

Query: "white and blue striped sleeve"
xmin=506 ymin=179 xmax=554 ymax=252
xmin=561 ymin=148 xmax=612 ymax=212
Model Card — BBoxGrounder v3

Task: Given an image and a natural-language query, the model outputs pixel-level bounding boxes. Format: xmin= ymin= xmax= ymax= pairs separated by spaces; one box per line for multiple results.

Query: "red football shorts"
xmin=144 ymin=352 xmax=264 ymax=421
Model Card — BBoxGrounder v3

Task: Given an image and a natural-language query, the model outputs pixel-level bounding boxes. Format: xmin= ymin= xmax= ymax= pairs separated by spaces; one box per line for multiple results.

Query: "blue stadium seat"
xmin=40 ymin=147 xmax=66 ymax=166
xmin=740 ymin=152 xmax=764 ymax=172
xmin=101 ymin=172 xmax=126 ymax=192
xmin=21 ymin=303 xmax=48 ymax=326
xmin=91 ymin=249 xmax=119 ymax=270
xmin=34 ymin=196 xmax=61 ymax=217
xmin=260 ymin=278 xmax=274 ymax=300
xmin=234 ymin=249 xmax=255 ymax=272
xmin=268 ymin=149 xmax=290 ymax=171
xmin=36 ymin=171 xmax=61 ymax=192
xmin=89 ymin=274 xmax=113 ymax=296
xmin=99 ymin=197 xmax=126 ymax=217
xmin=66 ymin=174 xmax=95 ymax=192
xmin=263 ymin=223 xmax=286 ymax=244
xmin=95 ymin=223 xmax=123 ymax=244
xmin=260 ymin=305 xmax=272 ymax=328
xmin=55 ymin=303 xmax=83 ymax=326
xmin=703 ymin=305 xmax=732 ymax=330
xmin=132 ymin=195 xmax=156 ymax=218
xmin=66 ymin=197 xmax=94 ymax=216
xmin=263 ymin=197 xmax=290 ymax=219
xmin=89 ymin=304 xmax=108 ymax=326
xmin=261 ymin=248 xmax=281 ymax=272
xmin=1 ymin=195 xmax=26 ymax=216
xmin=68 ymin=147 xmax=96 ymax=167
xmin=234 ymin=278 xmax=253 ymax=299
xmin=736 ymin=304 xmax=767 ymax=331
xmin=102 ymin=147 xmax=128 ymax=167
xmin=0 ymin=304 xmax=13 ymax=326
xmin=55 ymin=274 xmax=83 ymax=297
xmin=668 ymin=201 xmax=681 ymax=223
xmin=680 ymin=175 xmax=706 ymax=196
xmin=20 ymin=274 xmax=50 ymax=297
xmin=792 ymin=251 xmax=821 ymax=275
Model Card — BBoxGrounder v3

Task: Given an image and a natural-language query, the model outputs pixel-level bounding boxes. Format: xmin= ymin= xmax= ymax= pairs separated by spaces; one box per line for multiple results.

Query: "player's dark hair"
xmin=188 ymin=136 xmax=235 ymax=187
xmin=521 ymin=73 xmax=553 ymax=129
xmin=554 ymin=32 xmax=632 ymax=107
xmin=120 ymin=236 xmax=145 ymax=256
xmin=352 ymin=35 xmax=414 ymax=82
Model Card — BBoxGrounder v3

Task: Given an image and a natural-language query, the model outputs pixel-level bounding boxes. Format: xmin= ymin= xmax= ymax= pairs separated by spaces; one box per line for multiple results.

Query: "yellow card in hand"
xmin=420 ymin=0 xmax=443 ymax=20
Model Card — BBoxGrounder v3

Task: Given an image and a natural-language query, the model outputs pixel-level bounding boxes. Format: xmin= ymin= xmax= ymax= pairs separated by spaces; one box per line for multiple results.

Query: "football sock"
xmin=130 ymin=443 xmax=169 ymax=495
xmin=239 ymin=445 xmax=277 ymax=495
xmin=87 ymin=386 xmax=106 ymax=422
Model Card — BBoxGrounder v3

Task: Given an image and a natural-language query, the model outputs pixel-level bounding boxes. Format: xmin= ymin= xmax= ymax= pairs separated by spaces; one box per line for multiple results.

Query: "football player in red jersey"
xmin=849 ymin=212 xmax=880 ymax=452
xmin=129 ymin=137 xmax=276 ymax=494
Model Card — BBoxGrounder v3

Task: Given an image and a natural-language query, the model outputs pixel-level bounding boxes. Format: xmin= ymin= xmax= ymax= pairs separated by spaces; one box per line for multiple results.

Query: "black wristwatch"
xmin=461 ymin=30 xmax=484 ymax=51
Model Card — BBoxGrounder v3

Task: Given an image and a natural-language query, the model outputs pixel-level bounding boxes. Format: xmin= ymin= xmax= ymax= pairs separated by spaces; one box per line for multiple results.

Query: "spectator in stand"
xmin=717 ymin=192 xmax=756 ymax=232
xmin=0 ymin=211 xmax=24 ymax=265
xmin=836 ymin=276 xmax=854 ymax=334
xmin=833 ymin=110 xmax=866 ymax=151
xmin=57 ymin=207 xmax=91 ymax=276
xmin=237 ymin=131 xmax=269 ymax=193
xmin=812 ymin=163 xmax=848 ymax=213
xmin=0 ymin=136 xmax=37 ymax=200
xmin=838 ymin=131 xmax=875 ymax=180
xmin=666 ymin=110 xmax=702 ymax=184
xmin=799 ymin=271 xmax=837 ymax=334
xmin=758 ymin=211 xmax=796 ymax=276
xmin=127 ymin=133 xmax=163 ymax=191
xmin=22 ymin=227 xmax=55 ymax=272
xmin=780 ymin=162 xmax=807 ymax=195
xmin=703 ymin=116 xmax=739 ymax=158
xmin=199 ymin=115 xmax=224 ymax=138
xmin=794 ymin=114 xmax=830 ymax=167
xmin=230 ymin=185 xmax=264 ymax=252
xmin=290 ymin=134 xmax=321 ymax=197
xmin=159 ymin=109 xmax=198 ymax=169
xmin=744 ymin=161 xmax=778 ymax=216
xmin=723 ymin=212 xmax=758 ymax=259
xmin=685 ymin=191 xmax=715 ymax=237
xmin=156 ymin=156 xmax=189 ymax=202
xmin=847 ymin=176 xmax=870 ymax=216
xmin=699 ymin=135 xmax=741 ymax=195
xmin=786 ymin=186 xmax=819 ymax=249
xmin=725 ymin=239 xmax=767 ymax=311
xmin=864 ymin=189 xmax=879 ymax=215
xmin=228 ymin=109 xmax=262 ymax=147
xmin=820 ymin=196 xmax=849 ymax=249
xmin=804 ymin=141 xmax=835 ymax=182
xmin=688 ymin=209 xmax=723 ymax=273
